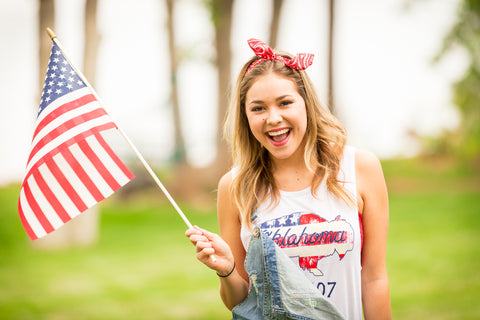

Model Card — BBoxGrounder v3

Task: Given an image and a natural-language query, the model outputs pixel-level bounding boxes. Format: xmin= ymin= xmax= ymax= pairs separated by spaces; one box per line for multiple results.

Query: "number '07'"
xmin=317 ymin=281 xmax=336 ymax=297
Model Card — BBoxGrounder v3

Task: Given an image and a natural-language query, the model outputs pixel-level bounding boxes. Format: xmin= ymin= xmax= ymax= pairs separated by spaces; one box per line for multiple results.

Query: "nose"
xmin=266 ymin=107 xmax=282 ymax=125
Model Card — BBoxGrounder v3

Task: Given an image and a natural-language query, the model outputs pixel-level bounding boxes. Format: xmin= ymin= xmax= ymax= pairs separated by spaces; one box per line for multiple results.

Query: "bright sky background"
xmin=0 ymin=0 xmax=467 ymax=185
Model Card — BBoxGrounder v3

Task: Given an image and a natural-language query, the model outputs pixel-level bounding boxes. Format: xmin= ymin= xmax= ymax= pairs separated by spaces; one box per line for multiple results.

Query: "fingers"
xmin=193 ymin=226 xmax=220 ymax=242
xmin=185 ymin=226 xmax=218 ymax=243
xmin=185 ymin=226 xmax=202 ymax=237
xmin=196 ymin=246 xmax=215 ymax=258
xmin=185 ymin=227 xmax=209 ymax=246
xmin=185 ymin=226 xmax=234 ymax=272
xmin=185 ymin=226 xmax=217 ymax=258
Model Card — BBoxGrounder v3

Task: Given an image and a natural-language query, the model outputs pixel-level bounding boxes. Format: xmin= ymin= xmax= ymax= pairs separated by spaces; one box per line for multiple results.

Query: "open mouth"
xmin=267 ymin=128 xmax=291 ymax=145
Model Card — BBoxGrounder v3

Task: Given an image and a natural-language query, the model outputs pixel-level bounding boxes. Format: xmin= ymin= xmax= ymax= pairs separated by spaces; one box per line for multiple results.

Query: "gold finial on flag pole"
xmin=46 ymin=27 xmax=56 ymax=40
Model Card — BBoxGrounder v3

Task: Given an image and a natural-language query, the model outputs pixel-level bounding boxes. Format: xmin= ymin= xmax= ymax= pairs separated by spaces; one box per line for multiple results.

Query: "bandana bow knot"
xmin=246 ymin=38 xmax=314 ymax=74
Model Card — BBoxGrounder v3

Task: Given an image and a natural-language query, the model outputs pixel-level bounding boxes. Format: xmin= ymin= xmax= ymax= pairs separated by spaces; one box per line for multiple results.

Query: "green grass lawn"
xmin=0 ymin=157 xmax=479 ymax=319
xmin=382 ymin=158 xmax=480 ymax=319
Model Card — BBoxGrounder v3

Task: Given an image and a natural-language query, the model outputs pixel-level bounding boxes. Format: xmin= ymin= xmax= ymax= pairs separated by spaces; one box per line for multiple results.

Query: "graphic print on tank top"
xmin=259 ymin=211 xmax=354 ymax=276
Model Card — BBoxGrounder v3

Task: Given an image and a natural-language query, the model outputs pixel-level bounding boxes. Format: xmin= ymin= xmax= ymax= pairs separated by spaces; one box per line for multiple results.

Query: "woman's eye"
xmin=280 ymin=100 xmax=292 ymax=106
xmin=251 ymin=106 xmax=264 ymax=112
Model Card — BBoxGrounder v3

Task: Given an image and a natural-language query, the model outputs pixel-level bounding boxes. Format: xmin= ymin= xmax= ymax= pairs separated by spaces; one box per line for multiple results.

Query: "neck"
xmin=270 ymin=150 xmax=314 ymax=192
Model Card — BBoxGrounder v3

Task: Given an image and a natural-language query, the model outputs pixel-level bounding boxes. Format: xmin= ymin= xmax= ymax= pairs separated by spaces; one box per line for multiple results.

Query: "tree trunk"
xmin=165 ymin=0 xmax=186 ymax=164
xmin=84 ymin=0 xmax=100 ymax=87
xmin=327 ymin=0 xmax=336 ymax=115
xmin=39 ymin=0 xmax=55 ymax=97
xmin=163 ymin=0 xmax=206 ymax=202
xmin=211 ymin=0 xmax=234 ymax=181
xmin=269 ymin=0 xmax=284 ymax=49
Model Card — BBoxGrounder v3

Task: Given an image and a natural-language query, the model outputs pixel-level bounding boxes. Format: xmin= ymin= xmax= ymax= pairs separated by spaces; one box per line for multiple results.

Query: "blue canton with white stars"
xmin=39 ymin=42 xmax=87 ymax=116
xmin=259 ymin=212 xmax=302 ymax=228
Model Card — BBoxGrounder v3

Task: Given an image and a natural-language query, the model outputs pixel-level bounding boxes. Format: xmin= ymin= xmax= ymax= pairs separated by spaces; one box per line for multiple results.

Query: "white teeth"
xmin=268 ymin=129 xmax=290 ymax=136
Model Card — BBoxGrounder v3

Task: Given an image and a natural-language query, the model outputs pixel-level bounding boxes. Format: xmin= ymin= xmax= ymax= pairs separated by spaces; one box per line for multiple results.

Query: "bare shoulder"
xmin=217 ymin=170 xmax=240 ymax=224
xmin=355 ymin=148 xmax=383 ymax=175
xmin=354 ymin=148 xmax=388 ymax=212
xmin=217 ymin=171 xmax=235 ymax=211
xmin=218 ymin=170 xmax=234 ymax=193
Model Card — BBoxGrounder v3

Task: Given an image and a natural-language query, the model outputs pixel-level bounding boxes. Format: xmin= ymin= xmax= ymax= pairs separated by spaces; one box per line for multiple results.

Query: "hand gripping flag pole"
xmin=39 ymin=28 xmax=215 ymax=261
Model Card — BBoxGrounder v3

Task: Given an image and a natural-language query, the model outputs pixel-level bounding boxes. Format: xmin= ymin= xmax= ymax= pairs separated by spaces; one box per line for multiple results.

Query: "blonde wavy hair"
xmin=224 ymin=52 xmax=354 ymax=228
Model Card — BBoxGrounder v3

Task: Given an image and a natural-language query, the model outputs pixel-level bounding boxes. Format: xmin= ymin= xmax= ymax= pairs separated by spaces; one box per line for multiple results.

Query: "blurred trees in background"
xmin=431 ymin=0 xmax=480 ymax=162
xmin=35 ymin=0 xmax=479 ymax=208
xmin=206 ymin=0 xmax=234 ymax=180
xmin=36 ymin=0 xmax=340 ymax=200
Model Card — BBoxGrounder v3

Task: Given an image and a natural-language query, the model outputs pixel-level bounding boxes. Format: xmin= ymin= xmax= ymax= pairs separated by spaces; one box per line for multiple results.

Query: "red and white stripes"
xmin=19 ymin=87 xmax=134 ymax=240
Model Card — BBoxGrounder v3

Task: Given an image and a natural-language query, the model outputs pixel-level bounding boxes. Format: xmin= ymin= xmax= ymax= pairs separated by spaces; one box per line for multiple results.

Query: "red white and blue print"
xmin=18 ymin=42 xmax=134 ymax=240
xmin=259 ymin=212 xmax=354 ymax=276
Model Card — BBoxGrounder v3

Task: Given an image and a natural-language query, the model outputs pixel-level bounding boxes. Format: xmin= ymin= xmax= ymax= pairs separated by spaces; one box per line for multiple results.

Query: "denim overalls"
xmin=232 ymin=227 xmax=344 ymax=320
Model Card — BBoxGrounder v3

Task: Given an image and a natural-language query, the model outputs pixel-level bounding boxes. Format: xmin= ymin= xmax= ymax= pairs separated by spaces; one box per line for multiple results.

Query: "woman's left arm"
xmin=356 ymin=149 xmax=392 ymax=320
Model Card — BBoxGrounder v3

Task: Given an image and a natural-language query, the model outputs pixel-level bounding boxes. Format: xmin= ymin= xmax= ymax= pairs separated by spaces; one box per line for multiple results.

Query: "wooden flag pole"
xmin=46 ymin=28 xmax=216 ymax=262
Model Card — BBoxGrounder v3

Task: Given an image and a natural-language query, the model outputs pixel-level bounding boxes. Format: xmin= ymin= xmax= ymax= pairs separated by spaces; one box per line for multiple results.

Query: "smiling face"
xmin=245 ymin=72 xmax=308 ymax=163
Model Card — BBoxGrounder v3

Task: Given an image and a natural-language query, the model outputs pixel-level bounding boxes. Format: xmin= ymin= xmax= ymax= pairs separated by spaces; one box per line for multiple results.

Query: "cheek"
xmin=246 ymin=117 xmax=266 ymax=142
xmin=300 ymin=106 xmax=308 ymax=128
xmin=246 ymin=114 xmax=261 ymax=130
xmin=293 ymin=108 xmax=308 ymax=138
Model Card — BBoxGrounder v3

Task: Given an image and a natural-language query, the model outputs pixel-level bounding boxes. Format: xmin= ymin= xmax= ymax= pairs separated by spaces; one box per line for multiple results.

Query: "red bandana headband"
xmin=245 ymin=38 xmax=314 ymax=75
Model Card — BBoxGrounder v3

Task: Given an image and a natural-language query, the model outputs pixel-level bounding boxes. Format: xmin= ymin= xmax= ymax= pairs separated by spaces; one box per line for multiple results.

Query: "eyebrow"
xmin=247 ymin=94 xmax=293 ymax=105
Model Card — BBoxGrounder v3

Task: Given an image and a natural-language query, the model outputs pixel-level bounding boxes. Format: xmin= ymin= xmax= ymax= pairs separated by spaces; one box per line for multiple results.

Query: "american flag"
xmin=18 ymin=42 xmax=134 ymax=240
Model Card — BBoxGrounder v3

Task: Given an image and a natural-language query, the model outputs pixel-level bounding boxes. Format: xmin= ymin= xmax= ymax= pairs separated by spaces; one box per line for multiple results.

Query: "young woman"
xmin=186 ymin=38 xmax=391 ymax=319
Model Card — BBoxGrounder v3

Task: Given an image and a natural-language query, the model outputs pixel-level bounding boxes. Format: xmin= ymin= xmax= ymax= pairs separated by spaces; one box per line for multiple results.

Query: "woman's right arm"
xmin=216 ymin=172 xmax=249 ymax=309
xmin=185 ymin=172 xmax=249 ymax=310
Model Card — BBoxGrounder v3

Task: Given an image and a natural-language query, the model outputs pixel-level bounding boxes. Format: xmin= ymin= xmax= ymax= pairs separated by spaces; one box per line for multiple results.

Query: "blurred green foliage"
xmin=430 ymin=0 xmax=480 ymax=160
xmin=0 ymin=157 xmax=479 ymax=319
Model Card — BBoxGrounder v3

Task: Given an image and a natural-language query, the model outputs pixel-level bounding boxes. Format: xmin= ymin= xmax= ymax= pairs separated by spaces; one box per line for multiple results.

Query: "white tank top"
xmin=239 ymin=146 xmax=363 ymax=320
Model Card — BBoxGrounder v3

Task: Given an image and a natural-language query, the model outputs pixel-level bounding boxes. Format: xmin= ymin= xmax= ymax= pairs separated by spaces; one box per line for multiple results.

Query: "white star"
xmin=68 ymin=77 xmax=74 ymax=82
xmin=70 ymin=70 xmax=75 ymax=75
xmin=55 ymin=50 xmax=61 ymax=55
xmin=59 ymin=74 xmax=65 ymax=80
xmin=77 ymin=80 xmax=83 ymax=86
xmin=67 ymin=84 xmax=73 ymax=89
xmin=61 ymin=67 xmax=67 ymax=72
xmin=45 ymin=96 xmax=51 ymax=102
xmin=53 ymin=57 xmax=60 ymax=63
xmin=48 ymin=81 xmax=54 ymax=87
xmin=55 ymin=89 xmax=62 ymax=94
xmin=47 ymin=88 xmax=53 ymax=94
xmin=49 ymin=73 xmax=56 ymax=79
xmin=278 ymin=216 xmax=288 ymax=226
xmin=57 ymin=82 xmax=64 ymax=87
xmin=62 ymin=59 xmax=68 ymax=65
xmin=52 ymin=65 xmax=58 ymax=71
